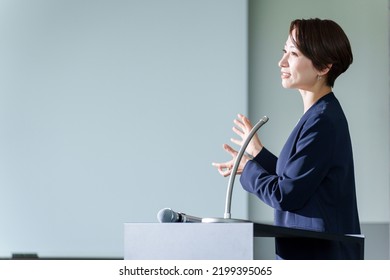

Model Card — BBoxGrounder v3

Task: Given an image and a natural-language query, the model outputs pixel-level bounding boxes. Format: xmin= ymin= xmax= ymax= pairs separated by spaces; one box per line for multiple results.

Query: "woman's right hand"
xmin=231 ymin=114 xmax=263 ymax=158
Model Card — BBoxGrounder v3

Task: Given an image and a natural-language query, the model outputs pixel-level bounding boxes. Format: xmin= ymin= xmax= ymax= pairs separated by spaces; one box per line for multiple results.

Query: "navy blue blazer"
xmin=240 ymin=92 xmax=361 ymax=259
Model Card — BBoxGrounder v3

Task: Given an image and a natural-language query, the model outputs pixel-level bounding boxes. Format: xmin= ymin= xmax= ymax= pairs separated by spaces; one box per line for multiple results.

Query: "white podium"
xmin=124 ymin=223 xmax=253 ymax=260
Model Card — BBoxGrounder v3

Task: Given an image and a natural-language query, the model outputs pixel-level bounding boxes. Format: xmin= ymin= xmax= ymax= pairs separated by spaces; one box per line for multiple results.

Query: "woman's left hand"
xmin=212 ymin=144 xmax=250 ymax=177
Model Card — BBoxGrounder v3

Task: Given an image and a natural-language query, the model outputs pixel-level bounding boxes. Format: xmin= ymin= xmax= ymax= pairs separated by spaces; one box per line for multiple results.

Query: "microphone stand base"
xmin=201 ymin=217 xmax=251 ymax=223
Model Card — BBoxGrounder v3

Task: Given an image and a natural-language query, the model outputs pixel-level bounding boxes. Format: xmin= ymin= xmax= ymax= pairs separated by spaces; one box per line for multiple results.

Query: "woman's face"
xmin=278 ymin=31 xmax=319 ymax=91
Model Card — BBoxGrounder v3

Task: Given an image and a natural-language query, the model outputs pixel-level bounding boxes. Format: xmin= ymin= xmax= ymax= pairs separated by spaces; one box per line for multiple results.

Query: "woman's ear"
xmin=318 ymin=64 xmax=333 ymax=76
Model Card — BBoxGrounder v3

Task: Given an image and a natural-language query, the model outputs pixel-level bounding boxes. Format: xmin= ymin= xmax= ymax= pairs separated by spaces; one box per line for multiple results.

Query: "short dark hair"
xmin=289 ymin=18 xmax=353 ymax=87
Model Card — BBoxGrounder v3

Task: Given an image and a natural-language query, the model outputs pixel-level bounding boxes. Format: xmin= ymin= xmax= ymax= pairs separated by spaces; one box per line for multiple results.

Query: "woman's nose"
xmin=278 ymin=54 xmax=288 ymax=68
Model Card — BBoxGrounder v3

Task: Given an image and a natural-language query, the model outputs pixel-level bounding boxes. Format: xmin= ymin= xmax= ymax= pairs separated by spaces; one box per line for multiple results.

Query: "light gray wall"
xmin=248 ymin=0 xmax=390 ymax=259
xmin=0 ymin=0 xmax=248 ymax=258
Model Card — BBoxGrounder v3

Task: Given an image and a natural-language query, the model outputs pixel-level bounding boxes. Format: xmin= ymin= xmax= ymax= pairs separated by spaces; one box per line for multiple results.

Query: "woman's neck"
xmin=299 ymin=85 xmax=332 ymax=113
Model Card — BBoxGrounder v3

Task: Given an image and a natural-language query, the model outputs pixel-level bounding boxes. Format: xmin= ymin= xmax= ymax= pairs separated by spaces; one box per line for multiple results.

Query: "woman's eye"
xmin=291 ymin=51 xmax=298 ymax=57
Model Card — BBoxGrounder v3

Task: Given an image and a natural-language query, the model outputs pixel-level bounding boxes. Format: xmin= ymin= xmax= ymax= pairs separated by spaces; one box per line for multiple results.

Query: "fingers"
xmin=212 ymin=162 xmax=232 ymax=177
xmin=233 ymin=114 xmax=253 ymax=137
xmin=212 ymin=114 xmax=253 ymax=178
xmin=233 ymin=118 xmax=245 ymax=134
xmin=237 ymin=113 xmax=253 ymax=129
xmin=222 ymin=144 xmax=238 ymax=157
xmin=230 ymin=137 xmax=241 ymax=147
xmin=231 ymin=114 xmax=253 ymax=148
xmin=232 ymin=125 xmax=244 ymax=138
xmin=211 ymin=144 xmax=237 ymax=177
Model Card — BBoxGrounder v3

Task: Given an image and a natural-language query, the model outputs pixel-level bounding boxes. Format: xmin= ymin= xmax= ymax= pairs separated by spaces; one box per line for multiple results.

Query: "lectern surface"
xmin=124 ymin=223 xmax=253 ymax=260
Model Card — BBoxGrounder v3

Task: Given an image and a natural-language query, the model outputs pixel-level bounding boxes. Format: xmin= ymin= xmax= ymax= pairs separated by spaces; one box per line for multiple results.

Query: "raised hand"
xmin=212 ymin=144 xmax=250 ymax=177
xmin=231 ymin=114 xmax=263 ymax=157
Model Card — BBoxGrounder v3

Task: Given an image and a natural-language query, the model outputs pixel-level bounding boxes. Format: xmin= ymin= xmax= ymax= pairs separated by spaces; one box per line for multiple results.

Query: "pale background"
xmin=0 ymin=0 xmax=248 ymax=258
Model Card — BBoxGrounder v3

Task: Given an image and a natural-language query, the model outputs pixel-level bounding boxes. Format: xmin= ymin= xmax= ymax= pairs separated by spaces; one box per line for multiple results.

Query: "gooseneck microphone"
xmin=202 ymin=116 xmax=269 ymax=223
xmin=157 ymin=208 xmax=202 ymax=223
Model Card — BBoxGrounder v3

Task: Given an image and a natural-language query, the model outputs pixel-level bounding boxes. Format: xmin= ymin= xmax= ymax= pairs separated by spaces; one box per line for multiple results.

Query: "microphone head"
xmin=260 ymin=116 xmax=269 ymax=124
xmin=157 ymin=208 xmax=177 ymax=223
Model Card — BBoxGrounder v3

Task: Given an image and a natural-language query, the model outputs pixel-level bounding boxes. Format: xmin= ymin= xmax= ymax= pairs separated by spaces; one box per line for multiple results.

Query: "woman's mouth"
xmin=281 ymin=72 xmax=291 ymax=79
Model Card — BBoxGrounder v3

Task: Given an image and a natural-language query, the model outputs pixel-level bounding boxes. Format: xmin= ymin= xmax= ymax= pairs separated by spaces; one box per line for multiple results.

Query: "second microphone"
xmin=157 ymin=208 xmax=202 ymax=223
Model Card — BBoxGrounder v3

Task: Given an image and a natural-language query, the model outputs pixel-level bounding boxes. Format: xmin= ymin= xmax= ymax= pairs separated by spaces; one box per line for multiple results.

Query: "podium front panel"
xmin=124 ymin=223 xmax=254 ymax=260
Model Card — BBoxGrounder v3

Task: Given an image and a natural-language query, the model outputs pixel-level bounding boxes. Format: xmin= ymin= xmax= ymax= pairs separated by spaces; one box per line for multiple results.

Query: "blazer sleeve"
xmin=240 ymin=114 xmax=335 ymax=211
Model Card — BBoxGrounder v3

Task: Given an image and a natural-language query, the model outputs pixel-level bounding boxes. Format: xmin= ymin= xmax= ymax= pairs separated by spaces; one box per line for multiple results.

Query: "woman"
xmin=212 ymin=18 xmax=361 ymax=259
